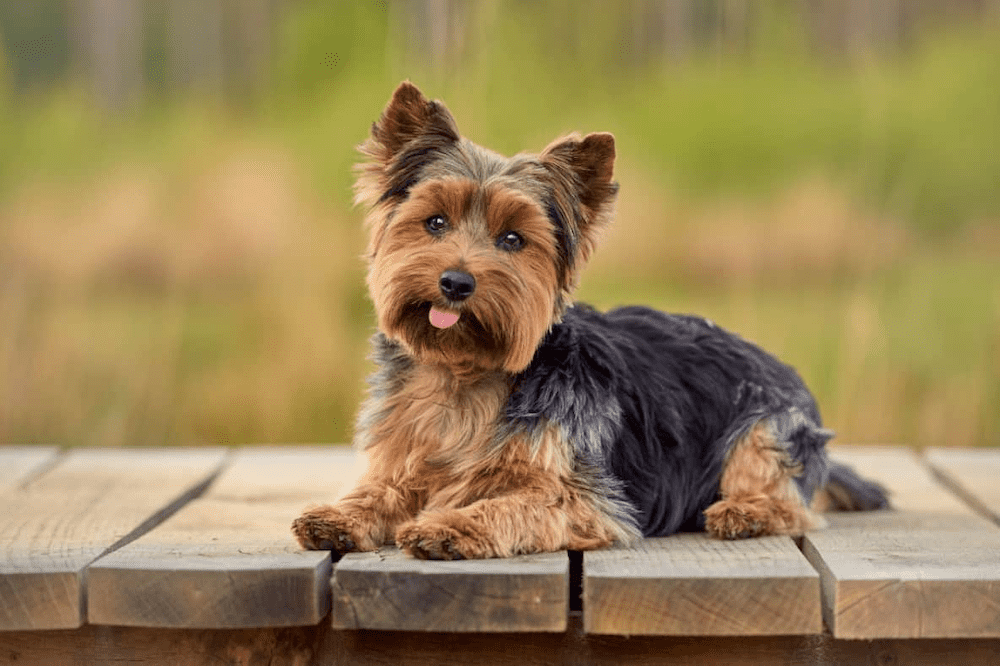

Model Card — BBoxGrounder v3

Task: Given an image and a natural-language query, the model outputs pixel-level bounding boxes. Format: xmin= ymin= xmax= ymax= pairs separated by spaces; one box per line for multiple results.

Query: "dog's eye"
xmin=425 ymin=215 xmax=448 ymax=235
xmin=496 ymin=231 xmax=525 ymax=252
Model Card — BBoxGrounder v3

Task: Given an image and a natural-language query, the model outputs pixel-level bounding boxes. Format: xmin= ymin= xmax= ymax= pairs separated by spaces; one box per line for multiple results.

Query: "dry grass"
xmin=0 ymin=147 xmax=996 ymax=449
xmin=0 ymin=142 xmax=368 ymax=447
xmin=603 ymin=164 xmax=909 ymax=285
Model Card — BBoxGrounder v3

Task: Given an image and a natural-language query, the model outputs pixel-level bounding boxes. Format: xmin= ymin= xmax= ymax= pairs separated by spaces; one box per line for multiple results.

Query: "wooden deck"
xmin=1 ymin=444 xmax=999 ymax=665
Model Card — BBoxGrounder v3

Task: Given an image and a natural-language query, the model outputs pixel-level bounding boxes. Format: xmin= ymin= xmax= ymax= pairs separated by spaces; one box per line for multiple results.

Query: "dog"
xmin=291 ymin=81 xmax=888 ymax=560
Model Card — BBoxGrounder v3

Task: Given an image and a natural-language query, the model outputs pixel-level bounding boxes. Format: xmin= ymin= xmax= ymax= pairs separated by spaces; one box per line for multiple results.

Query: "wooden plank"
xmin=802 ymin=446 xmax=1000 ymax=639
xmin=828 ymin=445 xmax=976 ymax=515
xmin=87 ymin=446 xmax=362 ymax=629
xmin=583 ymin=534 xmax=821 ymax=636
xmin=0 ymin=448 xmax=226 ymax=630
xmin=332 ymin=546 xmax=568 ymax=632
xmin=0 ymin=446 xmax=60 ymax=490
xmin=925 ymin=447 xmax=1000 ymax=523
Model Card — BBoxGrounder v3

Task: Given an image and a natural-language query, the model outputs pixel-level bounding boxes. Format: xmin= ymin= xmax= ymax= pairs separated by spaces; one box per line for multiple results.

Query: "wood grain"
xmin=803 ymin=446 xmax=1000 ymax=639
xmin=331 ymin=546 xmax=568 ymax=632
xmin=0 ymin=448 xmax=226 ymax=630
xmin=87 ymin=446 xmax=362 ymax=629
xmin=583 ymin=533 xmax=821 ymax=636
xmin=829 ymin=445 xmax=977 ymax=515
xmin=0 ymin=446 xmax=60 ymax=490
xmin=925 ymin=447 xmax=1000 ymax=523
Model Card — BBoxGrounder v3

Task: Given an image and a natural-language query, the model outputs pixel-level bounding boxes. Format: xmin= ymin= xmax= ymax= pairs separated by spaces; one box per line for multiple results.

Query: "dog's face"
xmin=355 ymin=82 xmax=618 ymax=373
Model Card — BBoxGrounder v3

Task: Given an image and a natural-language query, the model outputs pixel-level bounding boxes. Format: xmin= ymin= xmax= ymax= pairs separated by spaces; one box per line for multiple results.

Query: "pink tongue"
xmin=429 ymin=307 xmax=460 ymax=329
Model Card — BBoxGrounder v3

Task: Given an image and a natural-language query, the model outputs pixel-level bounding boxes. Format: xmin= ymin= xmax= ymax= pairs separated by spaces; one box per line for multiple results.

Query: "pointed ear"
xmin=541 ymin=132 xmax=618 ymax=212
xmin=369 ymin=81 xmax=460 ymax=161
xmin=540 ymin=132 xmax=619 ymax=273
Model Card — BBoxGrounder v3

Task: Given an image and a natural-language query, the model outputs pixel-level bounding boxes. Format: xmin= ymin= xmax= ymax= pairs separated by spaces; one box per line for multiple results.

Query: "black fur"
xmin=825 ymin=461 xmax=891 ymax=511
xmin=506 ymin=304 xmax=887 ymax=537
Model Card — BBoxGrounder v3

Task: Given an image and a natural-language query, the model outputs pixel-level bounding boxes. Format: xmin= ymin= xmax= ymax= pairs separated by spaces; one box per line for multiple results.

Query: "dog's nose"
xmin=439 ymin=270 xmax=476 ymax=302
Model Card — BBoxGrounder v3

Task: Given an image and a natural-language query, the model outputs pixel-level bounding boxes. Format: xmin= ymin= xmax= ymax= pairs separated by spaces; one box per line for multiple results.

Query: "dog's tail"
xmin=815 ymin=461 xmax=891 ymax=512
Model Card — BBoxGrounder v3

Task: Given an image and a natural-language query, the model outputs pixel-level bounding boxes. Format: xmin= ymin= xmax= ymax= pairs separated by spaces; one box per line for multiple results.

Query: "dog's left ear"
xmin=541 ymin=132 xmax=619 ymax=262
xmin=541 ymin=132 xmax=618 ymax=211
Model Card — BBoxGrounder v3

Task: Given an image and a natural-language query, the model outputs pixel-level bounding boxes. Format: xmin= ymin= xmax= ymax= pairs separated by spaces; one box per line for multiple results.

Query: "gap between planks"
xmin=922 ymin=447 xmax=1000 ymax=525
xmin=86 ymin=446 xmax=362 ymax=629
xmin=0 ymin=448 xmax=229 ymax=630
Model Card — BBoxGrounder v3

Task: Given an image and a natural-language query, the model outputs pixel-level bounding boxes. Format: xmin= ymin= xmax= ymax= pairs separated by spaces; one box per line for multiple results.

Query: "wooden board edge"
xmin=86 ymin=553 xmax=332 ymax=629
xmin=331 ymin=550 xmax=569 ymax=633
xmin=582 ymin=572 xmax=822 ymax=637
xmin=0 ymin=570 xmax=83 ymax=631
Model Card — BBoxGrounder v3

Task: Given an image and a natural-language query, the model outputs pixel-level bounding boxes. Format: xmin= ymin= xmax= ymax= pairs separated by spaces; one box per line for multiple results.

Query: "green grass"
xmin=0 ymin=4 xmax=997 ymax=448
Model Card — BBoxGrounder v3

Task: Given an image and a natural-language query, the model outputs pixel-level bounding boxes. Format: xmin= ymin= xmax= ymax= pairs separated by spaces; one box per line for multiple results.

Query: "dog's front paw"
xmin=292 ymin=505 xmax=376 ymax=553
xmin=395 ymin=512 xmax=490 ymax=560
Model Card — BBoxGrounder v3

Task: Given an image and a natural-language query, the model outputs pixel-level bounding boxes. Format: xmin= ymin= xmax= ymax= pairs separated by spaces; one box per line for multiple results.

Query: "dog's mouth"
xmin=410 ymin=301 xmax=497 ymax=343
xmin=402 ymin=301 xmax=470 ymax=333
xmin=390 ymin=301 xmax=511 ymax=370
xmin=428 ymin=306 xmax=460 ymax=329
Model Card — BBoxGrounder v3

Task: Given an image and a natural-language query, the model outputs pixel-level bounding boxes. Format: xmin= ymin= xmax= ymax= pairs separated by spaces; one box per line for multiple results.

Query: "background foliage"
xmin=1 ymin=1 xmax=998 ymax=448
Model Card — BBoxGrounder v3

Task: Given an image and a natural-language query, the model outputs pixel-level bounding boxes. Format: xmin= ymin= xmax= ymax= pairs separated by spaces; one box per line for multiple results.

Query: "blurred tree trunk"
xmin=717 ymin=0 xmax=753 ymax=56
xmin=626 ymin=0 xmax=756 ymax=67
xmin=167 ymin=0 xmax=223 ymax=92
xmin=69 ymin=0 xmax=144 ymax=112
xmin=393 ymin=0 xmax=473 ymax=76
xmin=222 ymin=0 xmax=274 ymax=102
xmin=656 ymin=0 xmax=693 ymax=63
xmin=844 ymin=0 xmax=902 ymax=59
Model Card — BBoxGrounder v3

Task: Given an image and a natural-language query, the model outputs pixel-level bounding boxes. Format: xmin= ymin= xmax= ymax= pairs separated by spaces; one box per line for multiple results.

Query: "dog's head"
xmin=355 ymin=81 xmax=618 ymax=373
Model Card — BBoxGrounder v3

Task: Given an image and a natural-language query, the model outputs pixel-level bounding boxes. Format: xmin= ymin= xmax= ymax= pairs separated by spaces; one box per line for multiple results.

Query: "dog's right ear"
xmin=368 ymin=81 xmax=460 ymax=161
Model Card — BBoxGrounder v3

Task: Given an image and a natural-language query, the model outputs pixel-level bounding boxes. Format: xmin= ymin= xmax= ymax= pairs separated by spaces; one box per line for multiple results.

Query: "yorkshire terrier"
xmin=292 ymin=82 xmax=888 ymax=560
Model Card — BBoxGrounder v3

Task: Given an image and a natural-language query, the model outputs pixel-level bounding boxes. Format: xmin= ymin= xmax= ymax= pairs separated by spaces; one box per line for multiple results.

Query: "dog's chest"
xmin=377 ymin=365 xmax=510 ymax=462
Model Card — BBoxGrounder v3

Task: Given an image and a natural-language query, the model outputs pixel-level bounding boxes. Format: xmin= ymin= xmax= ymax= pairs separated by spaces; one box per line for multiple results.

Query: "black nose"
xmin=439 ymin=270 xmax=476 ymax=302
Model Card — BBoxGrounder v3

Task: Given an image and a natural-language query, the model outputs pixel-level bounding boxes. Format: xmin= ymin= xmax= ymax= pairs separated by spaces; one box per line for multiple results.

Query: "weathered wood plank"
xmin=925 ymin=447 xmax=1000 ymax=523
xmin=0 ymin=448 xmax=226 ymax=630
xmin=802 ymin=446 xmax=1000 ymax=639
xmin=829 ymin=445 xmax=976 ymax=515
xmin=88 ymin=446 xmax=361 ymax=629
xmin=583 ymin=534 xmax=821 ymax=636
xmin=7 ymin=619 xmax=999 ymax=666
xmin=0 ymin=446 xmax=60 ymax=490
xmin=332 ymin=546 xmax=568 ymax=632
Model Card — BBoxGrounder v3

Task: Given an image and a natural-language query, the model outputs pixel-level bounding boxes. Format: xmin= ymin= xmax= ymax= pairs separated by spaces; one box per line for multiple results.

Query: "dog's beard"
xmin=386 ymin=300 xmax=511 ymax=371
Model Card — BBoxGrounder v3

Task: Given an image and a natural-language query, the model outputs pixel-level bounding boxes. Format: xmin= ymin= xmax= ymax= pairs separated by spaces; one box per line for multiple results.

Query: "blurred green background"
xmin=0 ymin=1 xmax=997 ymax=449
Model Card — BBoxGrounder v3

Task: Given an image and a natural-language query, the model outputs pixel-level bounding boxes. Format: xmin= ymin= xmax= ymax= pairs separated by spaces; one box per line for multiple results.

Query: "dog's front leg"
xmin=293 ymin=475 xmax=420 ymax=554
xmin=394 ymin=491 xmax=564 ymax=560
xmin=395 ymin=482 xmax=629 ymax=559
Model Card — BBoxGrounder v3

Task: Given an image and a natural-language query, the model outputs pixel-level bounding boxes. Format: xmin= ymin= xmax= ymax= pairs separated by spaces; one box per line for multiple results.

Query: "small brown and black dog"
xmin=292 ymin=81 xmax=887 ymax=560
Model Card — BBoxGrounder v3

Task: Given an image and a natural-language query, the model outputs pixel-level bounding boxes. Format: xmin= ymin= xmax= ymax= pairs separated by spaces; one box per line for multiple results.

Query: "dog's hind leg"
xmin=704 ymin=415 xmax=827 ymax=539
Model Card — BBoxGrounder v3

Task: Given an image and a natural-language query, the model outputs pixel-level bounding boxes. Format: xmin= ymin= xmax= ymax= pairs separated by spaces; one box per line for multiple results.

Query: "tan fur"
xmin=292 ymin=367 xmax=631 ymax=557
xmin=704 ymin=422 xmax=826 ymax=539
